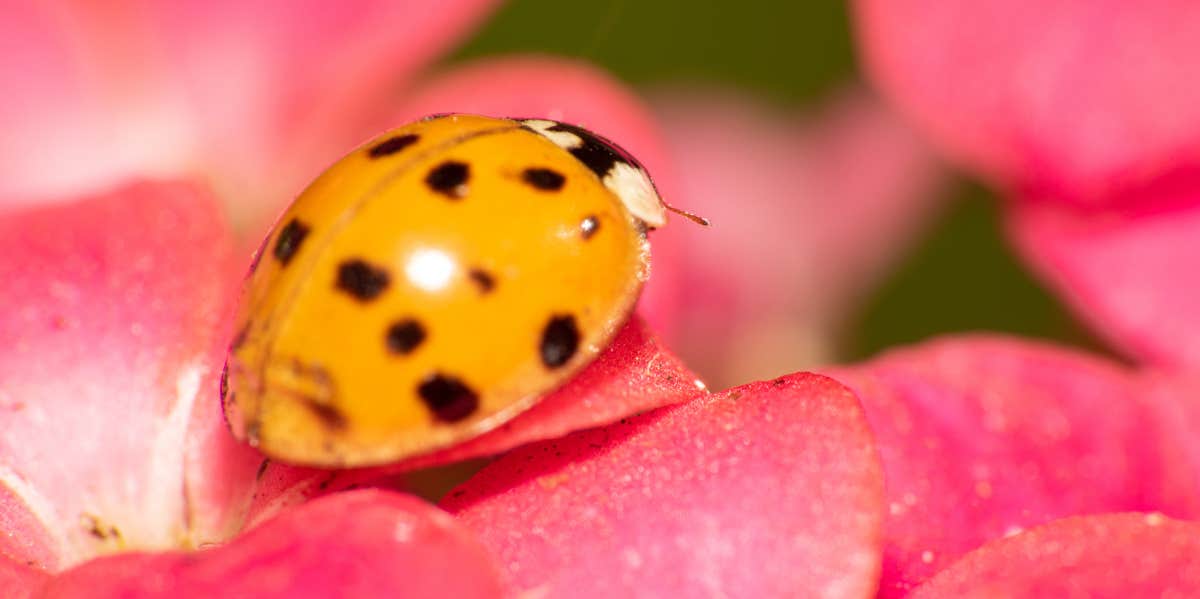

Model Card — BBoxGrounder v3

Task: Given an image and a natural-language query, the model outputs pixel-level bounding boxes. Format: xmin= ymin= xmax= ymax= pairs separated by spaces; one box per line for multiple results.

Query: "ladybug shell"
xmin=223 ymin=114 xmax=664 ymax=467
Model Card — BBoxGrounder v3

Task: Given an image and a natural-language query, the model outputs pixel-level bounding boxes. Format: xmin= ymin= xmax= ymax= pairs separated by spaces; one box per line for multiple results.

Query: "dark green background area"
xmin=445 ymin=0 xmax=1100 ymax=361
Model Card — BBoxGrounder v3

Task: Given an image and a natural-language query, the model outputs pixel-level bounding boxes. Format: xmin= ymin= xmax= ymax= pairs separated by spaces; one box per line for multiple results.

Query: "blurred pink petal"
xmin=0 ymin=0 xmax=500 ymax=223
xmin=0 ymin=2 xmax=192 ymax=205
xmin=42 ymin=489 xmax=508 ymax=598
xmin=823 ymin=336 xmax=1200 ymax=597
xmin=445 ymin=373 xmax=884 ymax=598
xmin=854 ymin=1 xmax=1200 ymax=368
xmin=389 ymin=56 xmax=685 ymax=334
xmin=159 ymin=0 xmax=500 ymax=222
xmin=853 ymin=0 xmax=1200 ymax=207
xmin=0 ymin=554 xmax=47 ymax=599
xmin=1143 ymin=371 xmax=1200 ymax=502
xmin=647 ymin=87 xmax=944 ymax=387
xmin=1010 ymin=200 xmax=1200 ymax=369
xmin=0 ymin=181 xmax=257 ymax=569
xmin=245 ymin=316 xmax=704 ymax=524
xmin=909 ymin=513 xmax=1200 ymax=598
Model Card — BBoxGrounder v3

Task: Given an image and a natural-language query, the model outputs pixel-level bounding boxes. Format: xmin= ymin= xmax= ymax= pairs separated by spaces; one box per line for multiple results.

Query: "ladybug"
xmin=222 ymin=114 xmax=703 ymax=467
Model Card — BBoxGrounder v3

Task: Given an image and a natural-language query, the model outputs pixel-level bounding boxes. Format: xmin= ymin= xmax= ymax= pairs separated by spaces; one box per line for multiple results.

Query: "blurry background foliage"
xmin=444 ymin=0 xmax=1102 ymax=362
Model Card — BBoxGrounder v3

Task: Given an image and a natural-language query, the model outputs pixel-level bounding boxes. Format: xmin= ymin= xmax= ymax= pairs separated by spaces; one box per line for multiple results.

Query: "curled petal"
xmin=402 ymin=315 xmax=702 ymax=469
xmin=909 ymin=513 xmax=1200 ymax=598
xmin=445 ymin=373 xmax=884 ymax=599
xmin=0 ymin=181 xmax=252 ymax=568
xmin=823 ymin=336 xmax=1200 ymax=596
xmin=42 ymin=489 xmax=508 ymax=598
xmin=854 ymin=0 xmax=1200 ymax=207
xmin=1010 ymin=199 xmax=1200 ymax=370
xmin=247 ymin=317 xmax=702 ymax=523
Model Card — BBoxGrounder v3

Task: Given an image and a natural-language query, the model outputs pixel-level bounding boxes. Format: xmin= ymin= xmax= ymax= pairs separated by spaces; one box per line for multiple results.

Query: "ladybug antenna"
xmin=666 ymin=203 xmax=711 ymax=227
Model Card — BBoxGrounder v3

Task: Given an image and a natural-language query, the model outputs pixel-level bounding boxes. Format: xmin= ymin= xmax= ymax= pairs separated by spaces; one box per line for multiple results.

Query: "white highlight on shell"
xmin=405 ymin=249 xmax=457 ymax=292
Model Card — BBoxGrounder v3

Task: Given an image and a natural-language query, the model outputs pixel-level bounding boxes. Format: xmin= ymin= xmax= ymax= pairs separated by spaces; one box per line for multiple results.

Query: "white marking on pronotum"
xmin=604 ymin=161 xmax=667 ymax=228
xmin=520 ymin=119 xmax=583 ymax=150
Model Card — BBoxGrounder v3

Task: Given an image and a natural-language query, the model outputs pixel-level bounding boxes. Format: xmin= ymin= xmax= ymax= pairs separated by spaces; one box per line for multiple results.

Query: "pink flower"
xmin=854 ymin=0 xmax=1200 ymax=370
xmin=8 ymin=1 xmax=1197 ymax=597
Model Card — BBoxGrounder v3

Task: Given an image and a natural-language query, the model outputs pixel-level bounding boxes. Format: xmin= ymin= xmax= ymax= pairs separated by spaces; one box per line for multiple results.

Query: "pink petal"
xmin=822 ymin=336 xmax=1200 ymax=597
xmin=444 ymin=373 xmax=884 ymax=598
xmin=42 ymin=489 xmax=507 ymax=598
xmin=1010 ymin=199 xmax=1200 ymax=369
xmin=390 ymin=56 xmax=684 ymax=334
xmin=246 ymin=316 xmax=703 ymax=523
xmin=854 ymin=0 xmax=1200 ymax=207
xmin=0 ymin=181 xmax=255 ymax=569
xmin=647 ymin=87 xmax=944 ymax=386
xmin=0 ymin=554 xmax=48 ymax=599
xmin=909 ymin=513 xmax=1200 ymax=598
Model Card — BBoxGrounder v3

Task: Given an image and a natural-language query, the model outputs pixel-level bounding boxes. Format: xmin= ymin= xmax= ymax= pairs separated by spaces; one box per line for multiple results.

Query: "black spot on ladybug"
xmin=522 ymin=167 xmax=566 ymax=191
xmin=540 ymin=314 xmax=580 ymax=368
xmin=580 ymin=215 xmax=600 ymax=240
xmin=547 ymin=122 xmax=636 ymax=180
xmin=417 ymin=373 xmax=479 ymax=422
xmin=368 ymin=133 xmax=419 ymax=158
xmin=304 ymin=399 xmax=347 ymax=430
xmin=468 ymin=268 xmax=496 ymax=294
xmin=336 ymin=259 xmax=390 ymax=301
xmin=273 ymin=218 xmax=310 ymax=265
xmin=425 ymin=161 xmax=470 ymax=198
xmin=386 ymin=319 xmax=426 ymax=355
xmin=255 ymin=459 xmax=270 ymax=480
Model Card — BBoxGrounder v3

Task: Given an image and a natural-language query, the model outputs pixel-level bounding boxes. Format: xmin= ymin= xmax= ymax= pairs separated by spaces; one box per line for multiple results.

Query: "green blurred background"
xmin=443 ymin=0 xmax=1101 ymax=362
